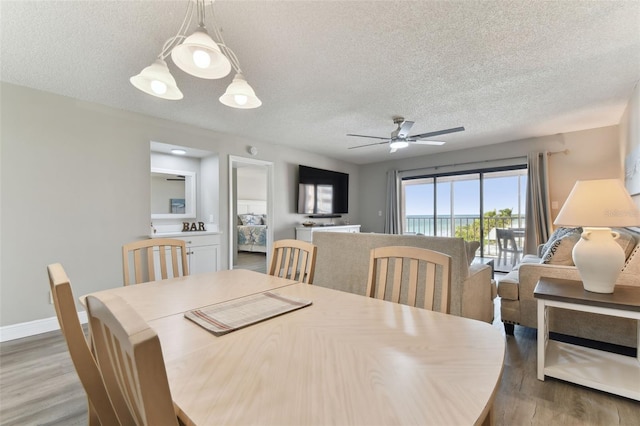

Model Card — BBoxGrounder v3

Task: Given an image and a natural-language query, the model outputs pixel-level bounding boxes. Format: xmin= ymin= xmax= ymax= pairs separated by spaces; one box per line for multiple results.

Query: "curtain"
xmin=384 ymin=170 xmax=401 ymax=234
xmin=525 ymin=152 xmax=553 ymax=254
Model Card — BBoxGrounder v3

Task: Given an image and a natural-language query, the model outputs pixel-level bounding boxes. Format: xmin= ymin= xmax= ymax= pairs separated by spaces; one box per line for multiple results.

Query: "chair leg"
xmin=503 ymin=322 xmax=514 ymax=335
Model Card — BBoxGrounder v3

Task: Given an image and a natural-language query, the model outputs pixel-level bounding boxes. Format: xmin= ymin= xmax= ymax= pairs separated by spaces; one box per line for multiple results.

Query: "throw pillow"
xmin=612 ymin=228 xmax=636 ymax=261
xmin=541 ymin=229 xmax=582 ymax=265
xmin=541 ymin=227 xmax=580 ymax=255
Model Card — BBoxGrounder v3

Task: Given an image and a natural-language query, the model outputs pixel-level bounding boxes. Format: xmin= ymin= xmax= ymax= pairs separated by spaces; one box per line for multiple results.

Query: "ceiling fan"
xmin=347 ymin=117 xmax=465 ymax=153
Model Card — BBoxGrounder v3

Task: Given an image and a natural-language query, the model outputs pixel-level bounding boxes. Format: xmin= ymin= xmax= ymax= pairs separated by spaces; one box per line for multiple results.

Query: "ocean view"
xmin=405 ymin=214 xmax=525 ymax=238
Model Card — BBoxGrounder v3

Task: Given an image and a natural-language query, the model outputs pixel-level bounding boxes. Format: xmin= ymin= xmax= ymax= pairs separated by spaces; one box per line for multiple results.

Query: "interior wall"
xmin=237 ymin=166 xmax=267 ymax=200
xmin=0 ymin=83 xmax=359 ymax=327
xmin=358 ymin=125 xmax=622 ymax=233
xmin=619 ymin=81 xmax=640 ymax=208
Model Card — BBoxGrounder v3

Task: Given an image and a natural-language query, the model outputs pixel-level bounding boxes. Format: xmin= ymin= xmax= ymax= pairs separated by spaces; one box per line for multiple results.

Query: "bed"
xmin=237 ymin=200 xmax=267 ymax=253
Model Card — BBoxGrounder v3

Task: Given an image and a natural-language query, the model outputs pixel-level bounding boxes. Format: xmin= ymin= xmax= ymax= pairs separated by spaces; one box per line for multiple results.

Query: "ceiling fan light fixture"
xmin=130 ymin=59 xmax=183 ymax=100
xmin=219 ymin=73 xmax=262 ymax=109
xmin=389 ymin=140 xmax=409 ymax=150
xmin=170 ymin=29 xmax=232 ymax=79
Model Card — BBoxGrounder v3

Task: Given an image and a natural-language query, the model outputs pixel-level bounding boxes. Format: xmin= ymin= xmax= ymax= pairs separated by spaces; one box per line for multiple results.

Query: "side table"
xmin=534 ymin=277 xmax=640 ymax=400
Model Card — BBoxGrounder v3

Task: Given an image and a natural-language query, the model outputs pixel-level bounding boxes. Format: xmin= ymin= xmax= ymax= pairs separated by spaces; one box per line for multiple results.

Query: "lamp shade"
xmin=554 ymin=179 xmax=640 ymax=227
xmin=130 ymin=59 xmax=183 ymax=100
xmin=219 ymin=73 xmax=262 ymax=109
xmin=171 ymin=29 xmax=232 ymax=79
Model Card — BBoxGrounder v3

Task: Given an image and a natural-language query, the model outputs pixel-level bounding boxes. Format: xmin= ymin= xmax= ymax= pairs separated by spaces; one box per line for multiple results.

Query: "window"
xmin=402 ymin=166 xmax=527 ymax=266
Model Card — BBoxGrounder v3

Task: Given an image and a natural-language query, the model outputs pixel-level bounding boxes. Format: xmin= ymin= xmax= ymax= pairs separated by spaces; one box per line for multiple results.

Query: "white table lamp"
xmin=554 ymin=179 xmax=640 ymax=293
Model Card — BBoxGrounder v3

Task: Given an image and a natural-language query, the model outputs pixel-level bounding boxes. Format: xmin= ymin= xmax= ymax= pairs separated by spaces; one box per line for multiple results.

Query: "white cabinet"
xmin=295 ymin=225 xmax=360 ymax=243
xmin=152 ymin=233 xmax=221 ymax=274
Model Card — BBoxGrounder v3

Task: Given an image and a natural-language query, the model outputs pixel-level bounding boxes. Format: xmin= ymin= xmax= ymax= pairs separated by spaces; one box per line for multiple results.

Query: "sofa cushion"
xmin=518 ymin=254 xmax=542 ymax=267
xmin=541 ymin=230 xmax=581 ymax=265
xmin=497 ymin=270 xmax=519 ymax=300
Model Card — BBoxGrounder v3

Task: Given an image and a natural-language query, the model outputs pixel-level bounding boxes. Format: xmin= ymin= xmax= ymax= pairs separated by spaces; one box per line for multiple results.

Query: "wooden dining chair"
xmin=268 ymin=239 xmax=317 ymax=284
xmin=85 ymin=292 xmax=179 ymax=426
xmin=366 ymin=246 xmax=452 ymax=313
xmin=47 ymin=263 xmax=131 ymax=426
xmin=122 ymin=238 xmax=189 ymax=285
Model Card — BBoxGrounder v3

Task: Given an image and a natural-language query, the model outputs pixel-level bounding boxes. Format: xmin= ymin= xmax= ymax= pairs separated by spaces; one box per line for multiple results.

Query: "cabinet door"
xmin=188 ymin=244 xmax=220 ymax=274
xmin=296 ymin=228 xmax=313 ymax=242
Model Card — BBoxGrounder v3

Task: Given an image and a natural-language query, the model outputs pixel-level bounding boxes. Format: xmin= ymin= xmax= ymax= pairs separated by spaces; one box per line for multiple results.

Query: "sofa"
xmin=498 ymin=227 xmax=640 ymax=348
xmin=312 ymin=232 xmax=495 ymax=323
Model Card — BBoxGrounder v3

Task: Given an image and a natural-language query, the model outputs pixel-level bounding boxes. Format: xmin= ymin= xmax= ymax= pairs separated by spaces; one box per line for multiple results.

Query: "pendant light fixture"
xmin=130 ymin=0 xmax=261 ymax=108
xmin=219 ymin=73 xmax=262 ymax=109
xmin=130 ymin=59 xmax=183 ymax=100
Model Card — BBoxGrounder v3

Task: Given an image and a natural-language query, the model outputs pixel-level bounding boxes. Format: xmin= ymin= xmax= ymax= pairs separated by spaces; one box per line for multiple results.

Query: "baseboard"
xmin=0 ymin=312 xmax=88 ymax=343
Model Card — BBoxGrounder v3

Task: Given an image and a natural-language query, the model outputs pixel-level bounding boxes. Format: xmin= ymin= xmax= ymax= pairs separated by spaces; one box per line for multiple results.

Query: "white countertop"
xmin=150 ymin=231 xmax=221 ymax=238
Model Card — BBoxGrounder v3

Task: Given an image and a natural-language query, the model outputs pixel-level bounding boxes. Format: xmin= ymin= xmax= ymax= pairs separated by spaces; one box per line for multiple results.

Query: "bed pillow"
xmin=541 ymin=228 xmax=582 ymax=265
xmin=239 ymin=214 xmax=262 ymax=226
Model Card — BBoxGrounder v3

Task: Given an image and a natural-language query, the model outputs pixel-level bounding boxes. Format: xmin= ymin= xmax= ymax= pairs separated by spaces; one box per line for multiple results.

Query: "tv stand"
xmin=295 ymin=224 xmax=360 ymax=243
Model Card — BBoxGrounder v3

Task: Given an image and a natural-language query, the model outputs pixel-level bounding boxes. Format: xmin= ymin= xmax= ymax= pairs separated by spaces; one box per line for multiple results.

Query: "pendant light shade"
xmin=219 ymin=73 xmax=262 ymax=109
xmin=171 ymin=29 xmax=232 ymax=79
xmin=130 ymin=59 xmax=183 ymax=100
xmin=133 ymin=1 xmax=261 ymax=108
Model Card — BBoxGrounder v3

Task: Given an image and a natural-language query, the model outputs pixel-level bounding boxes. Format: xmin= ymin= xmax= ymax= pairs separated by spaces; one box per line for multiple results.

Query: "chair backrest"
xmin=496 ymin=228 xmax=519 ymax=252
xmin=268 ymin=239 xmax=317 ymax=284
xmin=122 ymin=238 xmax=189 ymax=285
xmin=47 ymin=263 xmax=130 ymax=425
xmin=366 ymin=246 xmax=452 ymax=313
xmin=86 ymin=292 xmax=178 ymax=426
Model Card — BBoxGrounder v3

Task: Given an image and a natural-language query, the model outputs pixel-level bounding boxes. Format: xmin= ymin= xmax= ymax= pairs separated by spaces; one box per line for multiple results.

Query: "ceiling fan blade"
xmin=397 ymin=121 xmax=414 ymax=138
xmin=346 ymin=133 xmax=389 ymax=140
xmin=410 ymin=140 xmax=446 ymax=146
xmin=348 ymin=140 xmax=390 ymax=149
xmin=409 ymin=126 xmax=465 ymax=139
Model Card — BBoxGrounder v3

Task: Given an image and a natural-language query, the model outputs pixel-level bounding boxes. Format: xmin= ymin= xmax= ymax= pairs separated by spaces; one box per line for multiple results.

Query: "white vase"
xmin=572 ymin=227 xmax=624 ymax=293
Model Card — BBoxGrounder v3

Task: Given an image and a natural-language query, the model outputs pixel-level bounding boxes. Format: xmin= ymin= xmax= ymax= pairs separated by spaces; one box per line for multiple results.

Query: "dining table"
xmin=82 ymin=269 xmax=505 ymax=426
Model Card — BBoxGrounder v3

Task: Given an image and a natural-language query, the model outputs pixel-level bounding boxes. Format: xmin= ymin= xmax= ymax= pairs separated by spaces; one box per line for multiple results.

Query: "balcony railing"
xmin=404 ymin=214 xmax=526 ymax=257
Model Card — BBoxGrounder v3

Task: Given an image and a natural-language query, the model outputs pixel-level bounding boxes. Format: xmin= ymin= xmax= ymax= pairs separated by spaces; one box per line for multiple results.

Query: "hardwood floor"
xmin=0 ymin=329 xmax=87 ymax=425
xmin=1 ymin=297 xmax=638 ymax=425
xmin=234 ymin=251 xmax=267 ymax=273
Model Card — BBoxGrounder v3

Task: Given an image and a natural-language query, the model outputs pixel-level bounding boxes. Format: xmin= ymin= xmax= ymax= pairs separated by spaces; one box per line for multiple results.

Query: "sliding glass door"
xmin=402 ymin=166 xmax=527 ymax=267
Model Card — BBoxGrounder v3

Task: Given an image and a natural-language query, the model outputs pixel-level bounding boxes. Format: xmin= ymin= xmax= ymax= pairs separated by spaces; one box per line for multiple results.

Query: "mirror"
xmin=151 ymin=167 xmax=196 ymax=219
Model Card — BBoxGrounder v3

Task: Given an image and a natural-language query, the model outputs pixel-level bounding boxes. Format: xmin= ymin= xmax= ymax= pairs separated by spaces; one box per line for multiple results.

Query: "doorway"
xmin=228 ymin=156 xmax=274 ymax=272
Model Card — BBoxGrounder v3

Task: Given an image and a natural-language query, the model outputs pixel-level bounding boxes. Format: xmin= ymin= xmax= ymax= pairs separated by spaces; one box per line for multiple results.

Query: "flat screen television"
xmin=297 ymin=165 xmax=349 ymax=215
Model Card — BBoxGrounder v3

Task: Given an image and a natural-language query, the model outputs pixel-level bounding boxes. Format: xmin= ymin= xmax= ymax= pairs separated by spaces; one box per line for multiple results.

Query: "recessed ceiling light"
xmin=171 ymin=149 xmax=187 ymax=155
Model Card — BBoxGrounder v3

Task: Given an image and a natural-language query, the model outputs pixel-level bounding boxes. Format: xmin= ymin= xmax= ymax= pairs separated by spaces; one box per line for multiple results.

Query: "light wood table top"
xmin=85 ymin=269 xmax=505 ymax=426
xmin=80 ymin=269 xmax=297 ymax=321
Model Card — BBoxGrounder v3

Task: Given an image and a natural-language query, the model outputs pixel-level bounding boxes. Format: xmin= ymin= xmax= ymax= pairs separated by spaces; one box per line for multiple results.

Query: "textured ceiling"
xmin=2 ymin=1 xmax=639 ymax=165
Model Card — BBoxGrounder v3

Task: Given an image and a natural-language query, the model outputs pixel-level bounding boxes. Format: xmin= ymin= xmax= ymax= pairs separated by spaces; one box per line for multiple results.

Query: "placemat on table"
xmin=184 ymin=291 xmax=312 ymax=336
